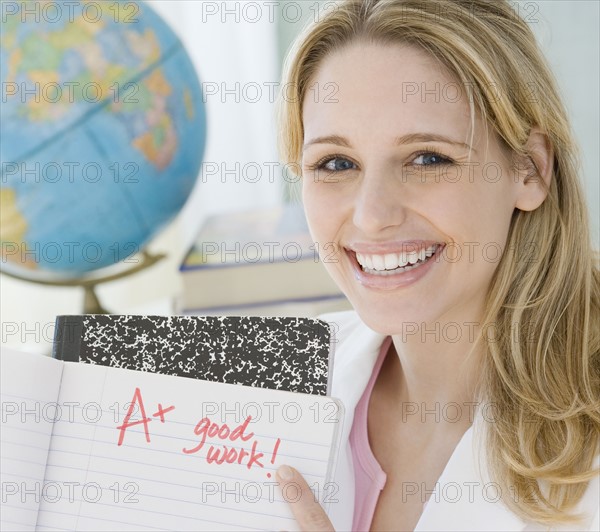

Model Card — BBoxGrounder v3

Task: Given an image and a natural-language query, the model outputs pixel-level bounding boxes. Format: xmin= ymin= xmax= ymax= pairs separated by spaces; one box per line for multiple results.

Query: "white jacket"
xmin=320 ymin=310 xmax=600 ymax=532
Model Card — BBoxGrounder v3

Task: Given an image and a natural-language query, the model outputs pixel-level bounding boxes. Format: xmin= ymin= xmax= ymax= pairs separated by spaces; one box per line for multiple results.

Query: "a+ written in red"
xmin=116 ymin=387 xmax=175 ymax=446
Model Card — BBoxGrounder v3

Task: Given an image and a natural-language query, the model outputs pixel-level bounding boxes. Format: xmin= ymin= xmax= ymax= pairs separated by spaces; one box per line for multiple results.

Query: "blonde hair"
xmin=276 ymin=0 xmax=600 ymax=526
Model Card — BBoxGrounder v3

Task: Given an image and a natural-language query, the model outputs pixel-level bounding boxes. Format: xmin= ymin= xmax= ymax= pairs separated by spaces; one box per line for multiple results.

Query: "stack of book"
xmin=176 ymin=203 xmax=351 ymax=316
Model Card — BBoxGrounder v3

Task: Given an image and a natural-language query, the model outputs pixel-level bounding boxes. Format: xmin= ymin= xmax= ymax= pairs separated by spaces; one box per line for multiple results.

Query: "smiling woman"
xmin=274 ymin=0 xmax=599 ymax=531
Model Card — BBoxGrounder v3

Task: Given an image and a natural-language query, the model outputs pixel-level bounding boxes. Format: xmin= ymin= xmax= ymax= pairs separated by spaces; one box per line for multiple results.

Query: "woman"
xmin=273 ymin=0 xmax=600 ymax=530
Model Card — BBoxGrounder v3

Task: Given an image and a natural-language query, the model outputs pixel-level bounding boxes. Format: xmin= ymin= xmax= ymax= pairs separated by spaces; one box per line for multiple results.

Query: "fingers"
xmin=276 ymin=465 xmax=335 ymax=532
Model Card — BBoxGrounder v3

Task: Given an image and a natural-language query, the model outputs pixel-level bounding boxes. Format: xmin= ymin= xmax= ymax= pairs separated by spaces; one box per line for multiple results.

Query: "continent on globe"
xmin=0 ymin=0 xmax=207 ymax=279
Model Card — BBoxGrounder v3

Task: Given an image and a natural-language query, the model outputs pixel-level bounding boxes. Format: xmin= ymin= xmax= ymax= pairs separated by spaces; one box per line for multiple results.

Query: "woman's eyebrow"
xmin=303 ymin=132 xmax=475 ymax=152
xmin=303 ymin=134 xmax=351 ymax=151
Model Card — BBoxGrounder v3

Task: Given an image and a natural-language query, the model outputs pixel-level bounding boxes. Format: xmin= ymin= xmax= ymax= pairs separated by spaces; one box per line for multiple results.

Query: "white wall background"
xmin=531 ymin=0 xmax=599 ymax=244
xmin=1 ymin=0 xmax=598 ymax=354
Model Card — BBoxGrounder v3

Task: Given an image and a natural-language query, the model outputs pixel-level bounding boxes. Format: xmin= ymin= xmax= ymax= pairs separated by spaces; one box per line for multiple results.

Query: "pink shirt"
xmin=349 ymin=336 xmax=392 ymax=531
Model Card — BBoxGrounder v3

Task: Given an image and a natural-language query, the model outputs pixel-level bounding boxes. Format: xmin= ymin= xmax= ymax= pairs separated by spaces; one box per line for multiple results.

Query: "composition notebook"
xmin=52 ymin=315 xmax=334 ymax=396
xmin=1 ymin=316 xmax=343 ymax=531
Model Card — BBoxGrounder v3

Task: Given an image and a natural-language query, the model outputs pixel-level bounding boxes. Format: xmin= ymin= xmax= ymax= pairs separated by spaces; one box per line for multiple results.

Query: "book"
xmin=52 ymin=314 xmax=335 ymax=396
xmin=1 ymin=343 xmax=344 ymax=530
xmin=176 ymin=294 xmax=352 ymax=318
xmin=177 ymin=203 xmax=346 ymax=313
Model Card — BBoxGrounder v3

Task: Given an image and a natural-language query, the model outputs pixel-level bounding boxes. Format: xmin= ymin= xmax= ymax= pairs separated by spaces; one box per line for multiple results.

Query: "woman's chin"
xmin=352 ymin=305 xmax=434 ymax=337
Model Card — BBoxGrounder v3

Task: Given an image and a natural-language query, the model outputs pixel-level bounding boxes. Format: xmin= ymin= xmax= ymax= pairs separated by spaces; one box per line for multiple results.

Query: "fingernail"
xmin=277 ymin=465 xmax=294 ymax=481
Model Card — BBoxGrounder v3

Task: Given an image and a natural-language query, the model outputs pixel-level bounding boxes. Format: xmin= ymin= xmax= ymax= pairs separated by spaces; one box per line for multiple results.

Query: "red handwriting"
xmin=266 ymin=438 xmax=281 ymax=478
xmin=206 ymin=439 xmax=263 ymax=468
xmin=183 ymin=416 xmax=280 ymax=471
xmin=115 ymin=388 xmax=282 ymax=476
xmin=153 ymin=403 xmax=175 ymax=422
xmin=116 ymin=388 xmax=175 ymax=446
xmin=182 ymin=415 xmax=254 ymax=454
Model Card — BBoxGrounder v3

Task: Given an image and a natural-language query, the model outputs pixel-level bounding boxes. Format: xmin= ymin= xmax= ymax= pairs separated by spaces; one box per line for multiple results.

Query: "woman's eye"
xmin=316 ymin=157 xmax=356 ymax=172
xmin=306 ymin=151 xmax=452 ymax=174
xmin=412 ymin=152 xmax=452 ymax=166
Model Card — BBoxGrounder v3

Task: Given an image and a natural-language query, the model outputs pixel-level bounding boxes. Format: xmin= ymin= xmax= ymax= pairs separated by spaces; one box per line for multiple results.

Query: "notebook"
xmin=0 ymin=347 xmax=344 ymax=531
xmin=52 ymin=315 xmax=335 ymax=396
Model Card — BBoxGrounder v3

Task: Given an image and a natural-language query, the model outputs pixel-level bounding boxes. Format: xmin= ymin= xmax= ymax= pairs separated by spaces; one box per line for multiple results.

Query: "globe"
xmin=0 ymin=0 xmax=207 ymax=280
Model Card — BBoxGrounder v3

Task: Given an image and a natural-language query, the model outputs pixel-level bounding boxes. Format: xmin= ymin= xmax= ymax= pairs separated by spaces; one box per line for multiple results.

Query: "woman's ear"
xmin=513 ymin=126 xmax=554 ymax=211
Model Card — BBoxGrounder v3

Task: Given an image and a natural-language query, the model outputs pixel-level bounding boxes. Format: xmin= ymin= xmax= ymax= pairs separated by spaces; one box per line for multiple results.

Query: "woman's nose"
xmin=351 ymin=170 xmax=408 ymax=236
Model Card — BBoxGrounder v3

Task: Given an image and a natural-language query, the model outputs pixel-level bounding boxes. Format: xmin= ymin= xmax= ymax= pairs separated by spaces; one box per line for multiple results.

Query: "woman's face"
xmin=301 ymin=43 xmax=523 ymax=334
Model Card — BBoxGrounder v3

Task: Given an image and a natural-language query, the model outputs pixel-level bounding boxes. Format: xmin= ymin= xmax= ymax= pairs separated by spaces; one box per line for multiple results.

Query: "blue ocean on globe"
xmin=0 ymin=0 xmax=206 ymax=278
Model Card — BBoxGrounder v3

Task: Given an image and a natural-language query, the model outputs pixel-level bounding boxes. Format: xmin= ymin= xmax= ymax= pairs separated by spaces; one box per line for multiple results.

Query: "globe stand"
xmin=1 ymin=250 xmax=166 ymax=314
xmin=83 ymin=284 xmax=109 ymax=314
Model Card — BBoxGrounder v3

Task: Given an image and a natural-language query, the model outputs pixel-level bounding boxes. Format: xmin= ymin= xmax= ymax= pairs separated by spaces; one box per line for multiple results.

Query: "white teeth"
xmin=425 ymin=245 xmax=437 ymax=257
xmin=354 ymin=244 xmax=441 ymax=273
xmin=357 ymin=253 xmax=375 ymax=269
xmin=372 ymin=255 xmax=385 ymax=270
xmin=384 ymin=253 xmax=397 ymax=269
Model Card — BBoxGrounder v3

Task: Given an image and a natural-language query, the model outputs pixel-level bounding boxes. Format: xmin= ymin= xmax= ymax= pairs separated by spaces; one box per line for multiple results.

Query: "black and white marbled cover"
xmin=53 ymin=315 xmax=334 ymax=396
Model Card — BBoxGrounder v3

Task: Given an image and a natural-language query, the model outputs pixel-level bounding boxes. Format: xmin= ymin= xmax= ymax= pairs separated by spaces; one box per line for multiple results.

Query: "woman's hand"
xmin=276 ymin=465 xmax=336 ymax=532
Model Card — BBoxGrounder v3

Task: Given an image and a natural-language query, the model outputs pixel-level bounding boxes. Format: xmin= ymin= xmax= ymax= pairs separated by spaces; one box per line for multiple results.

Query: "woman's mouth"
xmin=355 ymin=243 xmax=443 ymax=275
xmin=346 ymin=242 xmax=446 ymax=289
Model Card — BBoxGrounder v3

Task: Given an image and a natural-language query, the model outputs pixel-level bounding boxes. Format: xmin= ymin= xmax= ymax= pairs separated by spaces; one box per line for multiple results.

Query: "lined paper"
xmin=35 ymin=361 xmax=343 ymax=531
xmin=1 ymin=349 xmax=64 ymax=532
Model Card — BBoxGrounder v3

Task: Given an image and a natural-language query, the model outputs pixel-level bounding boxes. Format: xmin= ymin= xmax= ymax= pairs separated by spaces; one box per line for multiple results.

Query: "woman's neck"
xmin=386 ymin=311 xmax=486 ymax=433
